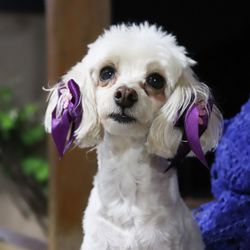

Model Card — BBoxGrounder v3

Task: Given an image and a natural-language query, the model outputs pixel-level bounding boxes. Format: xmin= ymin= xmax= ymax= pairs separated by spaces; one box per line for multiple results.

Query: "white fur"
xmin=44 ymin=23 xmax=223 ymax=250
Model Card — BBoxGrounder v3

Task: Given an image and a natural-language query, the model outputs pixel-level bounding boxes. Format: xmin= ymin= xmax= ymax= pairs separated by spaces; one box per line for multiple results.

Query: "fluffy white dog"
xmin=45 ymin=23 xmax=222 ymax=250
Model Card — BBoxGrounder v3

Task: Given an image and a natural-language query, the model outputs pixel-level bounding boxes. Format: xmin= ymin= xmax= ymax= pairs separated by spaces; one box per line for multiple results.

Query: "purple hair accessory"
xmin=166 ymin=100 xmax=212 ymax=171
xmin=51 ymin=79 xmax=82 ymax=157
xmin=184 ymin=102 xmax=210 ymax=167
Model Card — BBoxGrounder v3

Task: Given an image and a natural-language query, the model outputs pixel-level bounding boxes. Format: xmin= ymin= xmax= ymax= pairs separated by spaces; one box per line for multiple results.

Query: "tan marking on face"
xmin=139 ymin=82 xmax=166 ymax=103
xmin=98 ymin=76 xmax=117 ymax=88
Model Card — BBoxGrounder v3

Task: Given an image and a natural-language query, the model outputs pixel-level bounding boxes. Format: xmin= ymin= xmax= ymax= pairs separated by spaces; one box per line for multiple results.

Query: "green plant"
xmin=0 ymin=86 xmax=48 ymax=212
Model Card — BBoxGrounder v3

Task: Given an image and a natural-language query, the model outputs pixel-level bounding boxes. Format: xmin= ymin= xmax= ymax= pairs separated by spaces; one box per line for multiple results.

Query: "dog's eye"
xmin=99 ymin=66 xmax=116 ymax=81
xmin=146 ymin=73 xmax=165 ymax=89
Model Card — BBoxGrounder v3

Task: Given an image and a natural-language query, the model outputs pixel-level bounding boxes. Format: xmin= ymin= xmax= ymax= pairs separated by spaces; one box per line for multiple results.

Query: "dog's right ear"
xmin=147 ymin=68 xmax=223 ymax=161
xmin=44 ymin=58 xmax=102 ymax=152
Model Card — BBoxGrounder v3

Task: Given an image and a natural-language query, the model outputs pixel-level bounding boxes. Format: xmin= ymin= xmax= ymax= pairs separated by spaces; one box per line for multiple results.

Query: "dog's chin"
xmin=102 ymin=114 xmax=148 ymax=137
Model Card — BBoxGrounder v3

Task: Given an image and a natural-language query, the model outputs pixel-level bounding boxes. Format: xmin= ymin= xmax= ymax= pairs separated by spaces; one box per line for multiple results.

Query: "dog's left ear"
xmin=147 ymin=67 xmax=223 ymax=160
xmin=44 ymin=58 xmax=102 ymax=155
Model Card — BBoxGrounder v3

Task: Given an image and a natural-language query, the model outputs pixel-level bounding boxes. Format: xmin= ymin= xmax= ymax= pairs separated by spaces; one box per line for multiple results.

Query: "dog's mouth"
xmin=109 ymin=113 xmax=136 ymax=124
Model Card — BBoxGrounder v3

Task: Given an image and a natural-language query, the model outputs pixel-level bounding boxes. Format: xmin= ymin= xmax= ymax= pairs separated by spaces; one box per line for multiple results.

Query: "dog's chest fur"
xmin=81 ymin=133 xmax=204 ymax=250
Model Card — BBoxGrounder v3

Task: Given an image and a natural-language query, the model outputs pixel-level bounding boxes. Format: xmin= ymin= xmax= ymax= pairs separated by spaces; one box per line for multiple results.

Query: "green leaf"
xmin=19 ymin=104 xmax=38 ymax=121
xmin=21 ymin=157 xmax=38 ymax=175
xmin=35 ymin=163 xmax=49 ymax=182
xmin=21 ymin=157 xmax=48 ymax=182
xmin=21 ymin=126 xmax=45 ymax=145
xmin=0 ymin=111 xmax=17 ymax=131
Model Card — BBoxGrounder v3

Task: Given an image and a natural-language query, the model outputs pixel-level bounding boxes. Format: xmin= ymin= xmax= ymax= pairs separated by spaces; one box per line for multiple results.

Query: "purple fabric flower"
xmin=51 ymin=79 xmax=83 ymax=157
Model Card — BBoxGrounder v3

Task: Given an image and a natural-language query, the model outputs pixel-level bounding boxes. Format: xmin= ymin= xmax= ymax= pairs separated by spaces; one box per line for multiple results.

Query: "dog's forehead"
xmin=92 ymin=40 xmax=163 ymax=62
xmin=96 ymin=24 xmax=170 ymax=47
xmin=87 ymin=24 xmax=178 ymax=63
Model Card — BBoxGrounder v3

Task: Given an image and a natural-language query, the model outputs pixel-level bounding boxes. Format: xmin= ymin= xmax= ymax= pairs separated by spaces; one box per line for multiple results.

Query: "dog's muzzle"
xmin=110 ymin=86 xmax=138 ymax=123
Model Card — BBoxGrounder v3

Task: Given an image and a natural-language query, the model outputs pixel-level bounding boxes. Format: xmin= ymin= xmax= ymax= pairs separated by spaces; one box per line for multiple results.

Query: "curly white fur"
xmin=45 ymin=23 xmax=223 ymax=250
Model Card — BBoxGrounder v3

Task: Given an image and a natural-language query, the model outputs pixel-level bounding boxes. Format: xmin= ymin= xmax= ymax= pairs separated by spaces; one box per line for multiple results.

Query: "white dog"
xmin=45 ymin=23 xmax=222 ymax=250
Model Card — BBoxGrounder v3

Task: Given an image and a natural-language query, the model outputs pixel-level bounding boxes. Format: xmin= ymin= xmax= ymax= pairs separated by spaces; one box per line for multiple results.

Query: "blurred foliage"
xmin=22 ymin=157 xmax=48 ymax=183
xmin=0 ymin=86 xmax=48 ymax=199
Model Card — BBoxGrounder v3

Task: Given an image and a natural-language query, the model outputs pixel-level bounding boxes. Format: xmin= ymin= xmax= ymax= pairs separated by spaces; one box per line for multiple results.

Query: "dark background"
xmin=112 ymin=0 xmax=250 ymax=197
xmin=0 ymin=0 xmax=44 ymax=12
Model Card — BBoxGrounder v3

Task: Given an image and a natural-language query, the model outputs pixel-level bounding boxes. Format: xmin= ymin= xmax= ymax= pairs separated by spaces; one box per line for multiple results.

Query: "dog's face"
xmin=45 ymin=23 xmax=222 ymax=158
xmin=82 ymin=24 xmax=195 ymax=139
xmin=94 ymin=44 xmax=170 ymax=138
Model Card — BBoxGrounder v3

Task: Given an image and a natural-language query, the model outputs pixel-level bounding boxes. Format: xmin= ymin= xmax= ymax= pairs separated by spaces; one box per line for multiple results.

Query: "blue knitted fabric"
xmin=193 ymin=98 xmax=250 ymax=250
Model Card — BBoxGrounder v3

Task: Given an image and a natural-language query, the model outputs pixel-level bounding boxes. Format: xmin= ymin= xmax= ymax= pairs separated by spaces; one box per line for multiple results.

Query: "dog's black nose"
xmin=114 ymin=86 xmax=138 ymax=108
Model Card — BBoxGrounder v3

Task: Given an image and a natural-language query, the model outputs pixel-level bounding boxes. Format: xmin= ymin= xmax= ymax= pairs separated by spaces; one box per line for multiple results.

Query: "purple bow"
xmin=184 ymin=101 xmax=211 ymax=167
xmin=166 ymin=100 xmax=212 ymax=171
xmin=51 ymin=79 xmax=83 ymax=157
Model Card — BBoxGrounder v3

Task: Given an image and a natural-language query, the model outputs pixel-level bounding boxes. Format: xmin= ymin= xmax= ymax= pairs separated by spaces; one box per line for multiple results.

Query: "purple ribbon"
xmin=166 ymin=100 xmax=212 ymax=171
xmin=184 ymin=102 xmax=210 ymax=167
xmin=51 ymin=79 xmax=83 ymax=157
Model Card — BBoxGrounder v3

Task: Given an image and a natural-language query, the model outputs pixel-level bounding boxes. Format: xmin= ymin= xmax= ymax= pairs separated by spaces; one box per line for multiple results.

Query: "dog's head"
xmin=45 ymin=23 xmax=223 ymax=159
